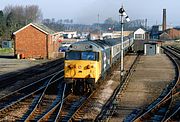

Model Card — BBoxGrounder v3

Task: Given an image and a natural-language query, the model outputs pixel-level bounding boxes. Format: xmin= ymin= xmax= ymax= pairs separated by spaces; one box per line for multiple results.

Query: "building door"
xmin=146 ymin=44 xmax=156 ymax=55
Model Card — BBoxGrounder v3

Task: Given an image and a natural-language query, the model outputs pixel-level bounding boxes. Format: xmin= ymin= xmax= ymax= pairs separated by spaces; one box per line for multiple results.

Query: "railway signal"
xmin=119 ymin=5 xmax=130 ymax=80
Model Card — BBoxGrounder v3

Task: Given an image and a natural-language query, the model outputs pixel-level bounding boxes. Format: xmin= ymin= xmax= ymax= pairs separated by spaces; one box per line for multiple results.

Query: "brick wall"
xmin=15 ymin=25 xmax=48 ymax=59
xmin=167 ymin=29 xmax=180 ymax=39
xmin=48 ymin=33 xmax=61 ymax=59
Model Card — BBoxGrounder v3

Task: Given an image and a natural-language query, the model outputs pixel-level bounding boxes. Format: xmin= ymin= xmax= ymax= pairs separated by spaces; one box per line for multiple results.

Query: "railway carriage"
xmin=64 ymin=37 xmax=133 ymax=94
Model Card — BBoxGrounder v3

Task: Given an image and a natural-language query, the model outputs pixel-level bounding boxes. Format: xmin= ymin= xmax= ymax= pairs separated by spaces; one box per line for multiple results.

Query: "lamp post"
xmin=119 ymin=6 xmax=130 ymax=80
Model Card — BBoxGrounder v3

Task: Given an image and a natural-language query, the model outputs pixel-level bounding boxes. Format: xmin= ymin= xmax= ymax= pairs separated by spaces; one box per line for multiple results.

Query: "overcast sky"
xmin=0 ymin=0 xmax=179 ymax=26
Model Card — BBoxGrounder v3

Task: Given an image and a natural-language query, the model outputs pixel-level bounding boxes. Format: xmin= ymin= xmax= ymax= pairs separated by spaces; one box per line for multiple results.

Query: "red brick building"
xmin=160 ymin=28 xmax=180 ymax=40
xmin=13 ymin=23 xmax=61 ymax=59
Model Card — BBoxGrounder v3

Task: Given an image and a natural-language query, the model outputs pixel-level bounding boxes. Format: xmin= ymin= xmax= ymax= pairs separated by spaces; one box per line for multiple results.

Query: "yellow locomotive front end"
xmin=64 ymin=46 xmax=102 ymax=94
xmin=65 ymin=60 xmax=100 ymax=82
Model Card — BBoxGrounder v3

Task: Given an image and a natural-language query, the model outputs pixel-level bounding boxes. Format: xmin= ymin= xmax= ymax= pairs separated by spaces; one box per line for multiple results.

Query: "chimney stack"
xmin=145 ymin=19 xmax=147 ymax=30
xmin=162 ymin=9 xmax=166 ymax=31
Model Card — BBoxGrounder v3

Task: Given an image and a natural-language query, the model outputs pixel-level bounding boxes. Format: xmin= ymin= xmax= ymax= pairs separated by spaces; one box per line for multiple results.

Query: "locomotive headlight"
xmin=85 ymin=45 xmax=92 ymax=49
xmin=78 ymin=65 xmax=82 ymax=69
xmin=68 ymin=64 xmax=74 ymax=69
xmin=85 ymin=45 xmax=89 ymax=49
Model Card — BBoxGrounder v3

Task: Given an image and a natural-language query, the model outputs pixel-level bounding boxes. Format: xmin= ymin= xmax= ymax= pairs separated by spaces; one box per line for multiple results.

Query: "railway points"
xmin=0 ymin=57 xmax=64 ymax=96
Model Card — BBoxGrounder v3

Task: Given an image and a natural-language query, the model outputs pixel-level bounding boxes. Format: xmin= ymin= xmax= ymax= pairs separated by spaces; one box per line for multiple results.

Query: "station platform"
xmin=109 ymin=54 xmax=175 ymax=121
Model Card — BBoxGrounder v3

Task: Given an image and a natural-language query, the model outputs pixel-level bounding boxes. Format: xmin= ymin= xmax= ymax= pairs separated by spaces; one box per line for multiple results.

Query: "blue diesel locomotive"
xmin=64 ymin=37 xmax=134 ymax=94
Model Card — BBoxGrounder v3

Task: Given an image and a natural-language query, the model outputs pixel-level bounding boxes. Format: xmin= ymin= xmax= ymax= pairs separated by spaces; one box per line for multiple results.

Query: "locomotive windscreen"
xmin=65 ymin=51 xmax=99 ymax=61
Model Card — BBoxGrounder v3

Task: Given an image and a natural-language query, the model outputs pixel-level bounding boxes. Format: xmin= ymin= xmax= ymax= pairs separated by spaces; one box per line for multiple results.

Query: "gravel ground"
xmin=0 ymin=99 xmax=32 ymax=121
xmin=0 ymin=57 xmax=63 ymax=98
xmin=109 ymin=54 xmax=175 ymax=122
xmin=0 ymin=57 xmax=48 ymax=76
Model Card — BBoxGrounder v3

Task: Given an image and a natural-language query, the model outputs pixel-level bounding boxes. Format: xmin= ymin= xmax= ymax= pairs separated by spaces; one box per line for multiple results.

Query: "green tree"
xmin=0 ymin=10 xmax=5 ymax=38
xmin=2 ymin=5 xmax=43 ymax=39
xmin=5 ymin=12 xmax=16 ymax=39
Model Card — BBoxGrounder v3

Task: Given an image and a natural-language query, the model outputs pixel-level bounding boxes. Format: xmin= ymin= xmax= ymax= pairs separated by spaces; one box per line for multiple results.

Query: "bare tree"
xmin=25 ymin=5 xmax=43 ymax=24
xmin=2 ymin=5 xmax=43 ymax=39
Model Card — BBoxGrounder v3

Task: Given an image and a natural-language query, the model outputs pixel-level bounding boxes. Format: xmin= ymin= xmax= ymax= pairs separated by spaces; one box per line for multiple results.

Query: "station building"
xmin=133 ymin=28 xmax=148 ymax=53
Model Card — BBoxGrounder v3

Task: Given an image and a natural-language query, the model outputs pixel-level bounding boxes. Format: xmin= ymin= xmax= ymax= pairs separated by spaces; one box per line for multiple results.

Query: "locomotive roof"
xmin=90 ymin=40 xmax=110 ymax=49
xmin=68 ymin=40 xmax=104 ymax=52
xmin=92 ymin=37 xmax=129 ymax=46
xmin=102 ymin=38 xmax=120 ymax=46
xmin=68 ymin=37 xmax=130 ymax=52
xmin=90 ymin=38 xmax=129 ymax=47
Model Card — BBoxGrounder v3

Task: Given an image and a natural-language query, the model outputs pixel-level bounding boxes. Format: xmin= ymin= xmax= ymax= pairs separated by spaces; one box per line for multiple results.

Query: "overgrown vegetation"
xmin=0 ymin=5 xmax=42 ymax=40
xmin=0 ymin=48 xmax=13 ymax=54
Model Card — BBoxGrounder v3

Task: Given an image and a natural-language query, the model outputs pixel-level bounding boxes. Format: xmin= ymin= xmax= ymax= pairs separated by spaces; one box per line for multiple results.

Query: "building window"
xmin=135 ymin=34 xmax=144 ymax=40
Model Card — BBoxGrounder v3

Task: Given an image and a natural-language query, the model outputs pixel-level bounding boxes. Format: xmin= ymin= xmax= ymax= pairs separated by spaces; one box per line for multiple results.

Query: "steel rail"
xmin=36 ymin=83 xmax=67 ymax=122
xmin=0 ymin=72 xmax=57 ymax=100
xmin=67 ymin=91 xmax=95 ymax=122
xmin=0 ymin=76 xmax=63 ymax=115
xmin=168 ymin=46 xmax=180 ymax=54
xmin=37 ymin=92 xmax=73 ymax=122
xmin=57 ymin=94 xmax=88 ymax=121
xmin=54 ymin=83 xmax=67 ymax=122
xmin=0 ymin=70 xmax=64 ymax=115
xmin=164 ymin=105 xmax=180 ymax=122
xmin=0 ymin=58 xmax=64 ymax=89
xmin=23 ymin=69 xmax=64 ymax=121
xmin=34 ymin=82 xmax=66 ymax=121
xmin=0 ymin=70 xmax=63 ymax=106
xmin=95 ymin=54 xmax=140 ymax=121
xmin=162 ymin=93 xmax=180 ymax=122
xmin=131 ymin=46 xmax=179 ymax=122
xmin=36 ymin=93 xmax=88 ymax=122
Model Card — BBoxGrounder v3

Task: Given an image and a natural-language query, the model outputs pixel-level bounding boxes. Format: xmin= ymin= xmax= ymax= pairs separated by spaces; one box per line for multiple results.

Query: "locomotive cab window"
xmin=65 ymin=51 xmax=81 ymax=60
xmin=65 ymin=51 xmax=99 ymax=61
xmin=82 ymin=52 xmax=95 ymax=60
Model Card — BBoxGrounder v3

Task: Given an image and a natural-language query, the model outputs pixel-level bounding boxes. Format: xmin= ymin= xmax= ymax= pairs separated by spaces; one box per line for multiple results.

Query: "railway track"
xmin=34 ymin=56 xmax=135 ymax=122
xmin=35 ymin=91 xmax=89 ymax=122
xmin=37 ymin=83 xmax=67 ymax=122
xmin=95 ymin=54 xmax=140 ymax=121
xmin=50 ymin=54 xmax=137 ymax=121
xmin=55 ymin=93 xmax=89 ymax=122
xmin=0 ymin=58 xmax=64 ymax=89
xmin=0 ymin=54 xmax=139 ymax=121
xmin=21 ymin=81 xmax=65 ymax=121
xmin=124 ymin=46 xmax=180 ymax=122
xmin=0 ymin=69 xmax=64 ymax=121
